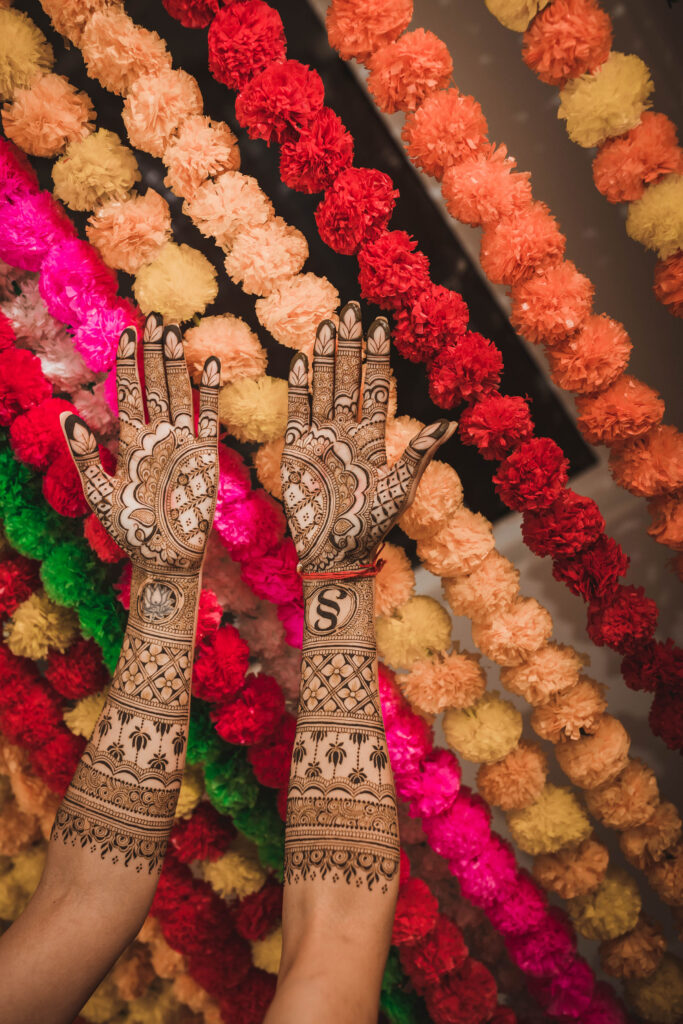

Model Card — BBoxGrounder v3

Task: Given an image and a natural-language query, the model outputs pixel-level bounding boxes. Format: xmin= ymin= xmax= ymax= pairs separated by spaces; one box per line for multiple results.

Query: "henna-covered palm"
xmin=282 ymin=301 xmax=456 ymax=572
xmin=61 ymin=313 xmax=221 ymax=574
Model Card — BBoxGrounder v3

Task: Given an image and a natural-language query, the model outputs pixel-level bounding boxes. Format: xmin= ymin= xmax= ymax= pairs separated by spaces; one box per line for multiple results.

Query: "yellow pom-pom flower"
xmin=376 ymin=595 xmax=451 ymax=669
xmin=174 ymin=765 xmax=203 ymax=819
xmin=251 ymin=926 xmax=283 ymax=974
xmin=625 ymin=954 xmax=683 ymax=1024
xmin=133 ymin=242 xmax=218 ymax=322
xmin=507 ymin=783 xmax=592 ymax=855
xmin=567 ymin=867 xmax=641 ymax=941
xmin=558 ymin=53 xmax=654 ymax=148
xmin=218 ymin=375 xmax=288 ymax=443
xmin=443 ymin=691 xmax=522 ymax=764
xmin=6 ymin=591 xmax=79 ymax=659
xmin=80 ymin=975 xmax=126 ymax=1024
xmin=52 ymin=128 xmax=141 ymax=211
xmin=63 ymin=693 xmax=107 ymax=739
xmin=203 ymin=849 xmax=266 ymax=901
xmin=627 ymin=175 xmax=683 ymax=260
xmin=485 ymin=0 xmax=550 ymax=32
xmin=183 ymin=314 xmax=266 ymax=386
xmin=0 ymin=9 xmax=53 ymax=102
xmin=0 ymin=872 xmax=24 ymax=920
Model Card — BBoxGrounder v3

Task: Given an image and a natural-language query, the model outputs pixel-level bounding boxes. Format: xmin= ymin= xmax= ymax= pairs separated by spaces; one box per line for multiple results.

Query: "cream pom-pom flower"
xmin=183 ymin=315 xmax=266 ymax=385
xmin=253 ymin=438 xmax=285 ymax=500
xmin=376 ymin=595 xmax=452 ymax=669
xmin=63 ymin=693 xmax=107 ymax=739
xmin=6 ymin=591 xmax=79 ymax=659
xmin=218 ymin=375 xmax=288 ymax=443
xmin=0 ymin=8 xmax=53 ymax=102
xmin=626 ymin=174 xmax=683 ymax=260
xmin=567 ymin=867 xmax=641 ymax=941
xmin=485 ymin=0 xmax=551 ymax=32
xmin=202 ymin=849 xmax=266 ymax=901
xmin=558 ymin=52 xmax=654 ymax=148
xmin=443 ymin=690 xmax=522 ymax=764
xmin=507 ymin=782 xmax=592 ymax=855
xmin=251 ymin=927 xmax=282 ymax=975
xmin=52 ymin=128 xmax=141 ymax=211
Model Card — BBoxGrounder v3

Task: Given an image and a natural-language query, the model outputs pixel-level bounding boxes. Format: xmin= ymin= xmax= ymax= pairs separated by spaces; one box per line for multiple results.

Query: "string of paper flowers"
xmin=482 ymin=0 xmax=683 ymax=316
xmin=0 ymin=281 xmax=513 ymax=1023
xmin=2 ymin=132 xmax=679 ymax=1019
xmin=322 ymin=0 xmax=683 ymax=569
xmin=155 ymin=0 xmax=682 ymax=703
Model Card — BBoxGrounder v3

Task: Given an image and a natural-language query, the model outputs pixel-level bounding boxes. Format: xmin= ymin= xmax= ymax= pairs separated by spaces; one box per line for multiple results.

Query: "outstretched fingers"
xmin=361 ymin=316 xmax=391 ymax=465
xmin=333 ymin=300 xmax=363 ymax=420
xmin=286 ymin=352 xmax=311 ymax=444
xmin=197 ymin=357 xmax=221 ymax=441
xmin=311 ymin=319 xmax=335 ymax=424
xmin=116 ymin=325 xmax=144 ymax=457
xmin=142 ymin=312 xmax=170 ymax=426
xmin=60 ymin=412 xmax=114 ymax=523
xmin=163 ymin=324 xmax=194 ymax=432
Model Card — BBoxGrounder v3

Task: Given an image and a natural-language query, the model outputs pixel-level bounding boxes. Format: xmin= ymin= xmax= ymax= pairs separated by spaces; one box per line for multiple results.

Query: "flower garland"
xmin=157 ymin=0 xmax=681 ymax=705
xmin=322 ymin=0 xmax=683 ymax=567
xmin=2 ymin=142 xmax=679 ymax=1007
xmin=0 ymin=2 xmax=340 ymax=410
xmin=2 ymin=28 xmax=679 ymax=1011
xmin=482 ymin=0 xmax=683 ymax=316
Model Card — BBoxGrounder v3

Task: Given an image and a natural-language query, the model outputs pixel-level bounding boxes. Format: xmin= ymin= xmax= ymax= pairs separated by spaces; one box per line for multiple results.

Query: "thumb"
xmin=400 ymin=419 xmax=457 ymax=485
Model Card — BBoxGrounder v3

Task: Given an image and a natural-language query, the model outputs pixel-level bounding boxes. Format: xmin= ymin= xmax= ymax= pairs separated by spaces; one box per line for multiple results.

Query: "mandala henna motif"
xmin=281 ymin=301 xmax=455 ymax=892
xmin=54 ymin=314 xmax=220 ymax=873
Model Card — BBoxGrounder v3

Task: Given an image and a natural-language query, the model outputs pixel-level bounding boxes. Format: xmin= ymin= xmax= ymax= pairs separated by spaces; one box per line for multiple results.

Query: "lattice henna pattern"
xmin=55 ymin=315 xmax=220 ymax=872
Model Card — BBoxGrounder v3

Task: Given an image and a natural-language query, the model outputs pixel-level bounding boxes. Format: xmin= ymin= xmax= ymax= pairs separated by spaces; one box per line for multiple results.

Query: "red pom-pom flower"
xmin=315 ymin=167 xmax=398 ymax=255
xmin=393 ymin=284 xmax=468 ymax=363
xmin=208 ymin=0 xmax=285 ymax=91
xmin=493 ymin=438 xmax=569 ymax=512
xmin=235 ymin=60 xmax=325 ymax=144
xmin=279 ymin=107 xmax=353 ymax=193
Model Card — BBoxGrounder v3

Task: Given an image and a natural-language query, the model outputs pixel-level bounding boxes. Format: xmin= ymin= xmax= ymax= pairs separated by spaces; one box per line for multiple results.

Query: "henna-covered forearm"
xmin=285 ymin=577 xmax=399 ymax=891
xmin=52 ymin=568 xmax=201 ymax=873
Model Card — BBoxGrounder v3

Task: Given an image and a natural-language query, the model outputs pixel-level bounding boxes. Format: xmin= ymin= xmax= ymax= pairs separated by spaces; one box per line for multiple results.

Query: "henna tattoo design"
xmin=281 ymin=302 xmax=455 ymax=891
xmin=53 ymin=315 xmax=220 ymax=873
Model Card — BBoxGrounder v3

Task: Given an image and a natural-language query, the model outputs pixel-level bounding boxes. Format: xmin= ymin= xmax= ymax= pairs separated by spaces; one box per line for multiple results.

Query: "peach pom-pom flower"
xmin=620 ymin=802 xmax=682 ymax=872
xmin=224 ymin=217 xmax=309 ymax=297
xmin=367 ymin=29 xmax=453 ymax=114
xmin=417 ymin=507 xmax=494 ymax=578
xmin=399 ymin=648 xmax=486 ymax=715
xmin=2 ymin=74 xmax=93 ymax=158
xmin=533 ymin=837 xmax=608 ymax=900
xmin=531 ymin=677 xmax=607 ymax=744
xmin=442 ymin=551 xmax=520 ymax=623
xmin=472 ymin=597 xmax=553 ymax=667
xmin=40 ymin=0 xmax=110 ymax=45
xmin=80 ymin=9 xmax=172 ymax=96
xmin=600 ymin=916 xmax=665 ymax=980
xmin=183 ymin=315 xmax=266 ymax=386
xmin=399 ymin=459 xmax=463 ymax=539
xmin=86 ymin=190 xmax=171 ymax=275
xmin=185 ymin=171 xmax=274 ymax=250
xmin=501 ymin=642 xmax=586 ymax=705
xmin=555 ymin=714 xmax=630 ymax=790
xmin=402 ymin=88 xmax=489 ymax=181
xmin=585 ymin=758 xmax=659 ymax=831
xmin=253 ymin=438 xmax=285 ymax=500
xmin=122 ymin=69 xmax=203 ymax=159
xmin=255 ymin=273 xmax=339 ymax=355
xmin=477 ymin=740 xmax=548 ymax=811
xmin=647 ymin=492 xmax=683 ymax=550
xmin=326 ymin=0 xmax=413 ymax=64
xmin=163 ymin=115 xmax=240 ymax=201
xmin=375 ymin=543 xmax=415 ymax=617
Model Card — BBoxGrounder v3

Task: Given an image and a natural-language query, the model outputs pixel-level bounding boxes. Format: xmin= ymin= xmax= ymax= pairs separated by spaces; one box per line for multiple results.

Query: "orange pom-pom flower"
xmin=367 ymin=29 xmax=452 ymax=114
xmin=575 ymin=374 xmax=665 ymax=445
xmin=480 ymin=202 xmax=565 ymax=286
xmin=609 ymin=424 xmax=683 ymax=497
xmin=402 ymin=88 xmax=489 ymax=180
xmin=522 ymin=0 xmax=612 ymax=87
xmin=653 ymin=251 xmax=683 ymax=319
xmin=545 ymin=313 xmax=632 ymax=394
xmin=593 ymin=112 xmax=683 ymax=203
xmin=326 ymin=0 xmax=413 ymax=64
xmin=510 ymin=260 xmax=594 ymax=345
xmin=442 ymin=145 xmax=532 ymax=227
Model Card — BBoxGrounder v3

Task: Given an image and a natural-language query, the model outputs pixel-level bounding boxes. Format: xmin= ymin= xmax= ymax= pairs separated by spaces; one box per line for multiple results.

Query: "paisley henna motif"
xmin=282 ymin=302 xmax=455 ymax=891
xmin=54 ymin=315 xmax=220 ymax=872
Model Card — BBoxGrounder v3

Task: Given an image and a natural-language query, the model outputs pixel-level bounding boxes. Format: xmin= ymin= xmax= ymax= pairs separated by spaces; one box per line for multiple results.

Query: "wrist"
xmin=302 ymin=576 xmax=375 ymax=649
xmin=128 ymin=564 xmax=202 ymax=646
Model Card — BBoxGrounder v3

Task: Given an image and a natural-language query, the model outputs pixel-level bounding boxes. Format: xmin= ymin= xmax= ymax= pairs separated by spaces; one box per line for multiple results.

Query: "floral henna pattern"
xmin=281 ymin=302 xmax=454 ymax=891
xmin=281 ymin=301 xmax=454 ymax=572
xmin=54 ymin=315 xmax=220 ymax=872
